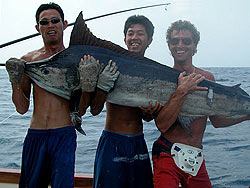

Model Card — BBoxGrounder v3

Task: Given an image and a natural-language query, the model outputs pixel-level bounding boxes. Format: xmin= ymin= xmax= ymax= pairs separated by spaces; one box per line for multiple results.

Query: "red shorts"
xmin=152 ymin=138 xmax=212 ymax=188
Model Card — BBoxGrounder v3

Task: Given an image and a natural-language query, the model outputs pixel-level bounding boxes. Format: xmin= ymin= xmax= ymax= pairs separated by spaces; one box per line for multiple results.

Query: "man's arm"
xmin=89 ymin=89 xmax=107 ymax=116
xmin=209 ymin=115 xmax=250 ymax=128
xmin=139 ymin=101 xmax=162 ymax=122
xmin=78 ymin=55 xmax=102 ymax=116
xmin=79 ymin=89 xmax=106 ymax=116
xmin=6 ymin=58 xmax=31 ymax=114
xmin=78 ymin=56 xmax=119 ymax=116
xmin=78 ymin=92 xmax=93 ymax=116
xmin=155 ymin=72 xmax=207 ymax=133
xmin=90 ymin=60 xmax=119 ymax=115
xmin=200 ymin=71 xmax=250 ymax=128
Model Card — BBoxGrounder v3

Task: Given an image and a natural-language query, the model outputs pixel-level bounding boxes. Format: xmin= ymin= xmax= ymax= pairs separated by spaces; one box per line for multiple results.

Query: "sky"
xmin=0 ymin=0 xmax=250 ymax=67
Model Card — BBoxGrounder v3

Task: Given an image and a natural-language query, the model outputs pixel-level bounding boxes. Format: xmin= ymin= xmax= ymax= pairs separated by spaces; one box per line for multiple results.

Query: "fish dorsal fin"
xmin=69 ymin=12 xmax=144 ymax=60
xmin=232 ymin=84 xmax=249 ymax=96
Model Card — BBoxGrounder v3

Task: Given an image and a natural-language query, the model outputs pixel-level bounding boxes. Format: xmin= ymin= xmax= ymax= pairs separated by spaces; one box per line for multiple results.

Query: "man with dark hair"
xmin=35 ymin=2 xmax=65 ymax=24
xmin=123 ymin=15 xmax=154 ymax=55
xmin=123 ymin=15 xmax=154 ymax=38
xmin=5 ymin=2 xmax=118 ymax=187
xmin=152 ymin=20 xmax=250 ymax=187
xmin=93 ymin=15 xmax=161 ymax=188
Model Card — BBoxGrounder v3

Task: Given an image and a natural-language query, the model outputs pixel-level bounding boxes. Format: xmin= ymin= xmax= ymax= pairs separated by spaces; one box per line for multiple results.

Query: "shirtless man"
xmin=152 ymin=20 xmax=250 ymax=188
xmin=5 ymin=3 xmax=76 ymax=187
xmin=5 ymin=3 xmax=118 ymax=187
xmin=93 ymin=15 xmax=161 ymax=188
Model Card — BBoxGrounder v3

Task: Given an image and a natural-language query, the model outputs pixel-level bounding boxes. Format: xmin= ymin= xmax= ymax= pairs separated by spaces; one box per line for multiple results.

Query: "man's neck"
xmin=173 ymin=59 xmax=195 ymax=74
xmin=132 ymin=50 xmax=145 ymax=57
xmin=44 ymin=42 xmax=65 ymax=56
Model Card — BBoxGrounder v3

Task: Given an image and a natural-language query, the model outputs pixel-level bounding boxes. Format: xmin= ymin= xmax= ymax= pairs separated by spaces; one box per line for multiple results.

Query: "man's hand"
xmin=177 ymin=72 xmax=208 ymax=95
xmin=6 ymin=58 xmax=26 ymax=83
xmin=78 ymin=55 xmax=101 ymax=92
xmin=139 ymin=101 xmax=162 ymax=122
xmin=97 ymin=60 xmax=120 ymax=92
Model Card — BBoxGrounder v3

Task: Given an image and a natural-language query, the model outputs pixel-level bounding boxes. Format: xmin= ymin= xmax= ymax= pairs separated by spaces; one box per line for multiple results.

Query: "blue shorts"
xmin=19 ymin=126 xmax=77 ymax=188
xmin=93 ymin=130 xmax=153 ymax=188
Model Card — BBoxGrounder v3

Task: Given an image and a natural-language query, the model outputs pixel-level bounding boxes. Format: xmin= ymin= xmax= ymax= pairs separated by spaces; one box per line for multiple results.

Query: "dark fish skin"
xmin=24 ymin=12 xmax=250 ymax=135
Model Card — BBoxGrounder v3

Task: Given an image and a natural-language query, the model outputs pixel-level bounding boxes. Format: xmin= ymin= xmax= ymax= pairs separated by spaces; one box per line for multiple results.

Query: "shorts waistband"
xmin=152 ymin=135 xmax=173 ymax=157
xmin=103 ymin=130 xmax=144 ymax=140
xmin=27 ymin=126 xmax=75 ymax=135
xmin=157 ymin=135 xmax=173 ymax=149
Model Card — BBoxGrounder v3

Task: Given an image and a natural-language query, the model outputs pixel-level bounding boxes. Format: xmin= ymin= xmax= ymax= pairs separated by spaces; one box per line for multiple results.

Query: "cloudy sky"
xmin=0 ymin=0 xmax=250 ymax=67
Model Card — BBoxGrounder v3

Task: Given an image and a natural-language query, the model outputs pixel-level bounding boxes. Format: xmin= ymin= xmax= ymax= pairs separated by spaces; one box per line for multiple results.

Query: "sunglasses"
xmin=169 ymin=38 xmax=193 ymax=46
xmin=39 ymin=17 xmax=61 ymax=26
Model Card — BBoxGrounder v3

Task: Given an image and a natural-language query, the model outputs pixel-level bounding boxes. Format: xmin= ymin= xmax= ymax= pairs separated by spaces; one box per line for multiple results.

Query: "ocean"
xmin=0 ymin=67 xmax=250 ymax=188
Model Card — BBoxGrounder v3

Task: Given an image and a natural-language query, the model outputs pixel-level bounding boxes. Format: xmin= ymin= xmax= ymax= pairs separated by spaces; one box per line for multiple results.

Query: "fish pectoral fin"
xmin=70 ymin=110 xmax=86 ymax=136
xmin=177 ymin=115 xmax=200 ymax=136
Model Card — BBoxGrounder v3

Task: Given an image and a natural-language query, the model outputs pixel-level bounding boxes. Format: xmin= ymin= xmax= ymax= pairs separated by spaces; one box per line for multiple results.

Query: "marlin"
xmin=23 ymin=12 xmax=250 ymax=135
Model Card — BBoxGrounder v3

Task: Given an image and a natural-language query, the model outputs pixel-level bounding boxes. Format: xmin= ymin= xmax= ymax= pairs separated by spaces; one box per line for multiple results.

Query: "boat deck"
xmin=0 ymin=168 xmax=93 ymax=188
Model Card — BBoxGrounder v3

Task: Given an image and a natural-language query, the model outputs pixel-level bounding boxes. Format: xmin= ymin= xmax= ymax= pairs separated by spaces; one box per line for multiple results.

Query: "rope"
xmin=0 ymin=111 xmax=17 ymax=125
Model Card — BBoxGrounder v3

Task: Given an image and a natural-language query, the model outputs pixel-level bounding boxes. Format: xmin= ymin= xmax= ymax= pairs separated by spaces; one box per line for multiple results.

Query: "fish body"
xmin=24 ymin=12 xmax=250 ymax=135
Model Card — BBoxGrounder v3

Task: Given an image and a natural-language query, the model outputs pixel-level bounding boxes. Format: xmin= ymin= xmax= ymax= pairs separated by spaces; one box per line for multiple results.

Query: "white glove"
xmin=6 ymin=58 xmax=26 ymax=83
xmin=97 ymin=60 xmax=120 ymax=92
xmin=78 ymin=56 xmax=102 ymax=92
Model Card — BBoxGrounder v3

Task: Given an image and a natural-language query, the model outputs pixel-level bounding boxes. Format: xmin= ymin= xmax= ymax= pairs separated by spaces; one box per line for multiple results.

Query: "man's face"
xmin=36 ymin=9 xmax=67 ymax=45
xmin=124 ymin=24 xmax=152 ymax=56
xmin=168 ymin=29 xmax=197 ymax=62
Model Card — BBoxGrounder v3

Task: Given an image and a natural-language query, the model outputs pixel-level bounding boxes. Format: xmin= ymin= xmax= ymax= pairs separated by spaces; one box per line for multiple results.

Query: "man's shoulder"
xmin=197 ymin=68 xmax=215 ymax=82
xmin=21 ymin=48 xmax=45 ymax=62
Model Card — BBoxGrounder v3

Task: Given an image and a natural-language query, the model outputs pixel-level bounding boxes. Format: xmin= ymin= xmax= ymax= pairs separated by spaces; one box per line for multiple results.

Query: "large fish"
xmin=24 ymin=12 xmax=250 ymax=135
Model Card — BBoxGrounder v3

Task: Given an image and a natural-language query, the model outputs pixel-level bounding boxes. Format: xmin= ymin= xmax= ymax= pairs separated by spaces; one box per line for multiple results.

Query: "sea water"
xmin=0 ymin=67 xmax=250 ymax=187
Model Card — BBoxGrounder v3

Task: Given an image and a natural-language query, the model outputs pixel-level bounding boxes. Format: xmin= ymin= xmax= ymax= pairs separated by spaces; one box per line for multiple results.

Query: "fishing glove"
xmin=78 ymin=56 xmax=102 ymax=92
xmin=5 ymin=58 xmax=26 ymax=83
xmin=97 ymin=60 xmax=120 ymax=92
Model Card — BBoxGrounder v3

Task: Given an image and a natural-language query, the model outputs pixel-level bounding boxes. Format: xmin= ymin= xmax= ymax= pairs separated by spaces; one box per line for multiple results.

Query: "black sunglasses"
xmin=169 ymin=38 xmax=193 ymax=46
xmin=39 ymin=17 xmax=61 ymax=26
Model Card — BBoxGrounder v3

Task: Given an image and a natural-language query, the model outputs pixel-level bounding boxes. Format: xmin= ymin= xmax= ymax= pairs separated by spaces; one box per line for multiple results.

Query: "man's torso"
xmin=105 ymin=102 xmax=143 ymax=135
xmin=23 ymin=47 xmax=72 ymax=129
xmin=162 ymin=67 xmax=215 ymax=148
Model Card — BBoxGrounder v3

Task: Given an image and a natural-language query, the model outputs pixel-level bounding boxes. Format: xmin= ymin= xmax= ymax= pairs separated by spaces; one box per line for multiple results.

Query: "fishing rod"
xmin=0 ymin=3 xmax=170 ymax=50
xmin=0 ymin=111 xmax=17 ymax=125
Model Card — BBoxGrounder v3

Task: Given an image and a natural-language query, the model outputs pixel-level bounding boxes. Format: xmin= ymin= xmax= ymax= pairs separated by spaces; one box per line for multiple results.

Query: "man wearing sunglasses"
xmin=4 ymin=3 xmax=77 ymax=188
xmin=4 ymin=2 xmax=112 ymax=188
xmin=152 ymin=20 xmax=250 ymax=187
